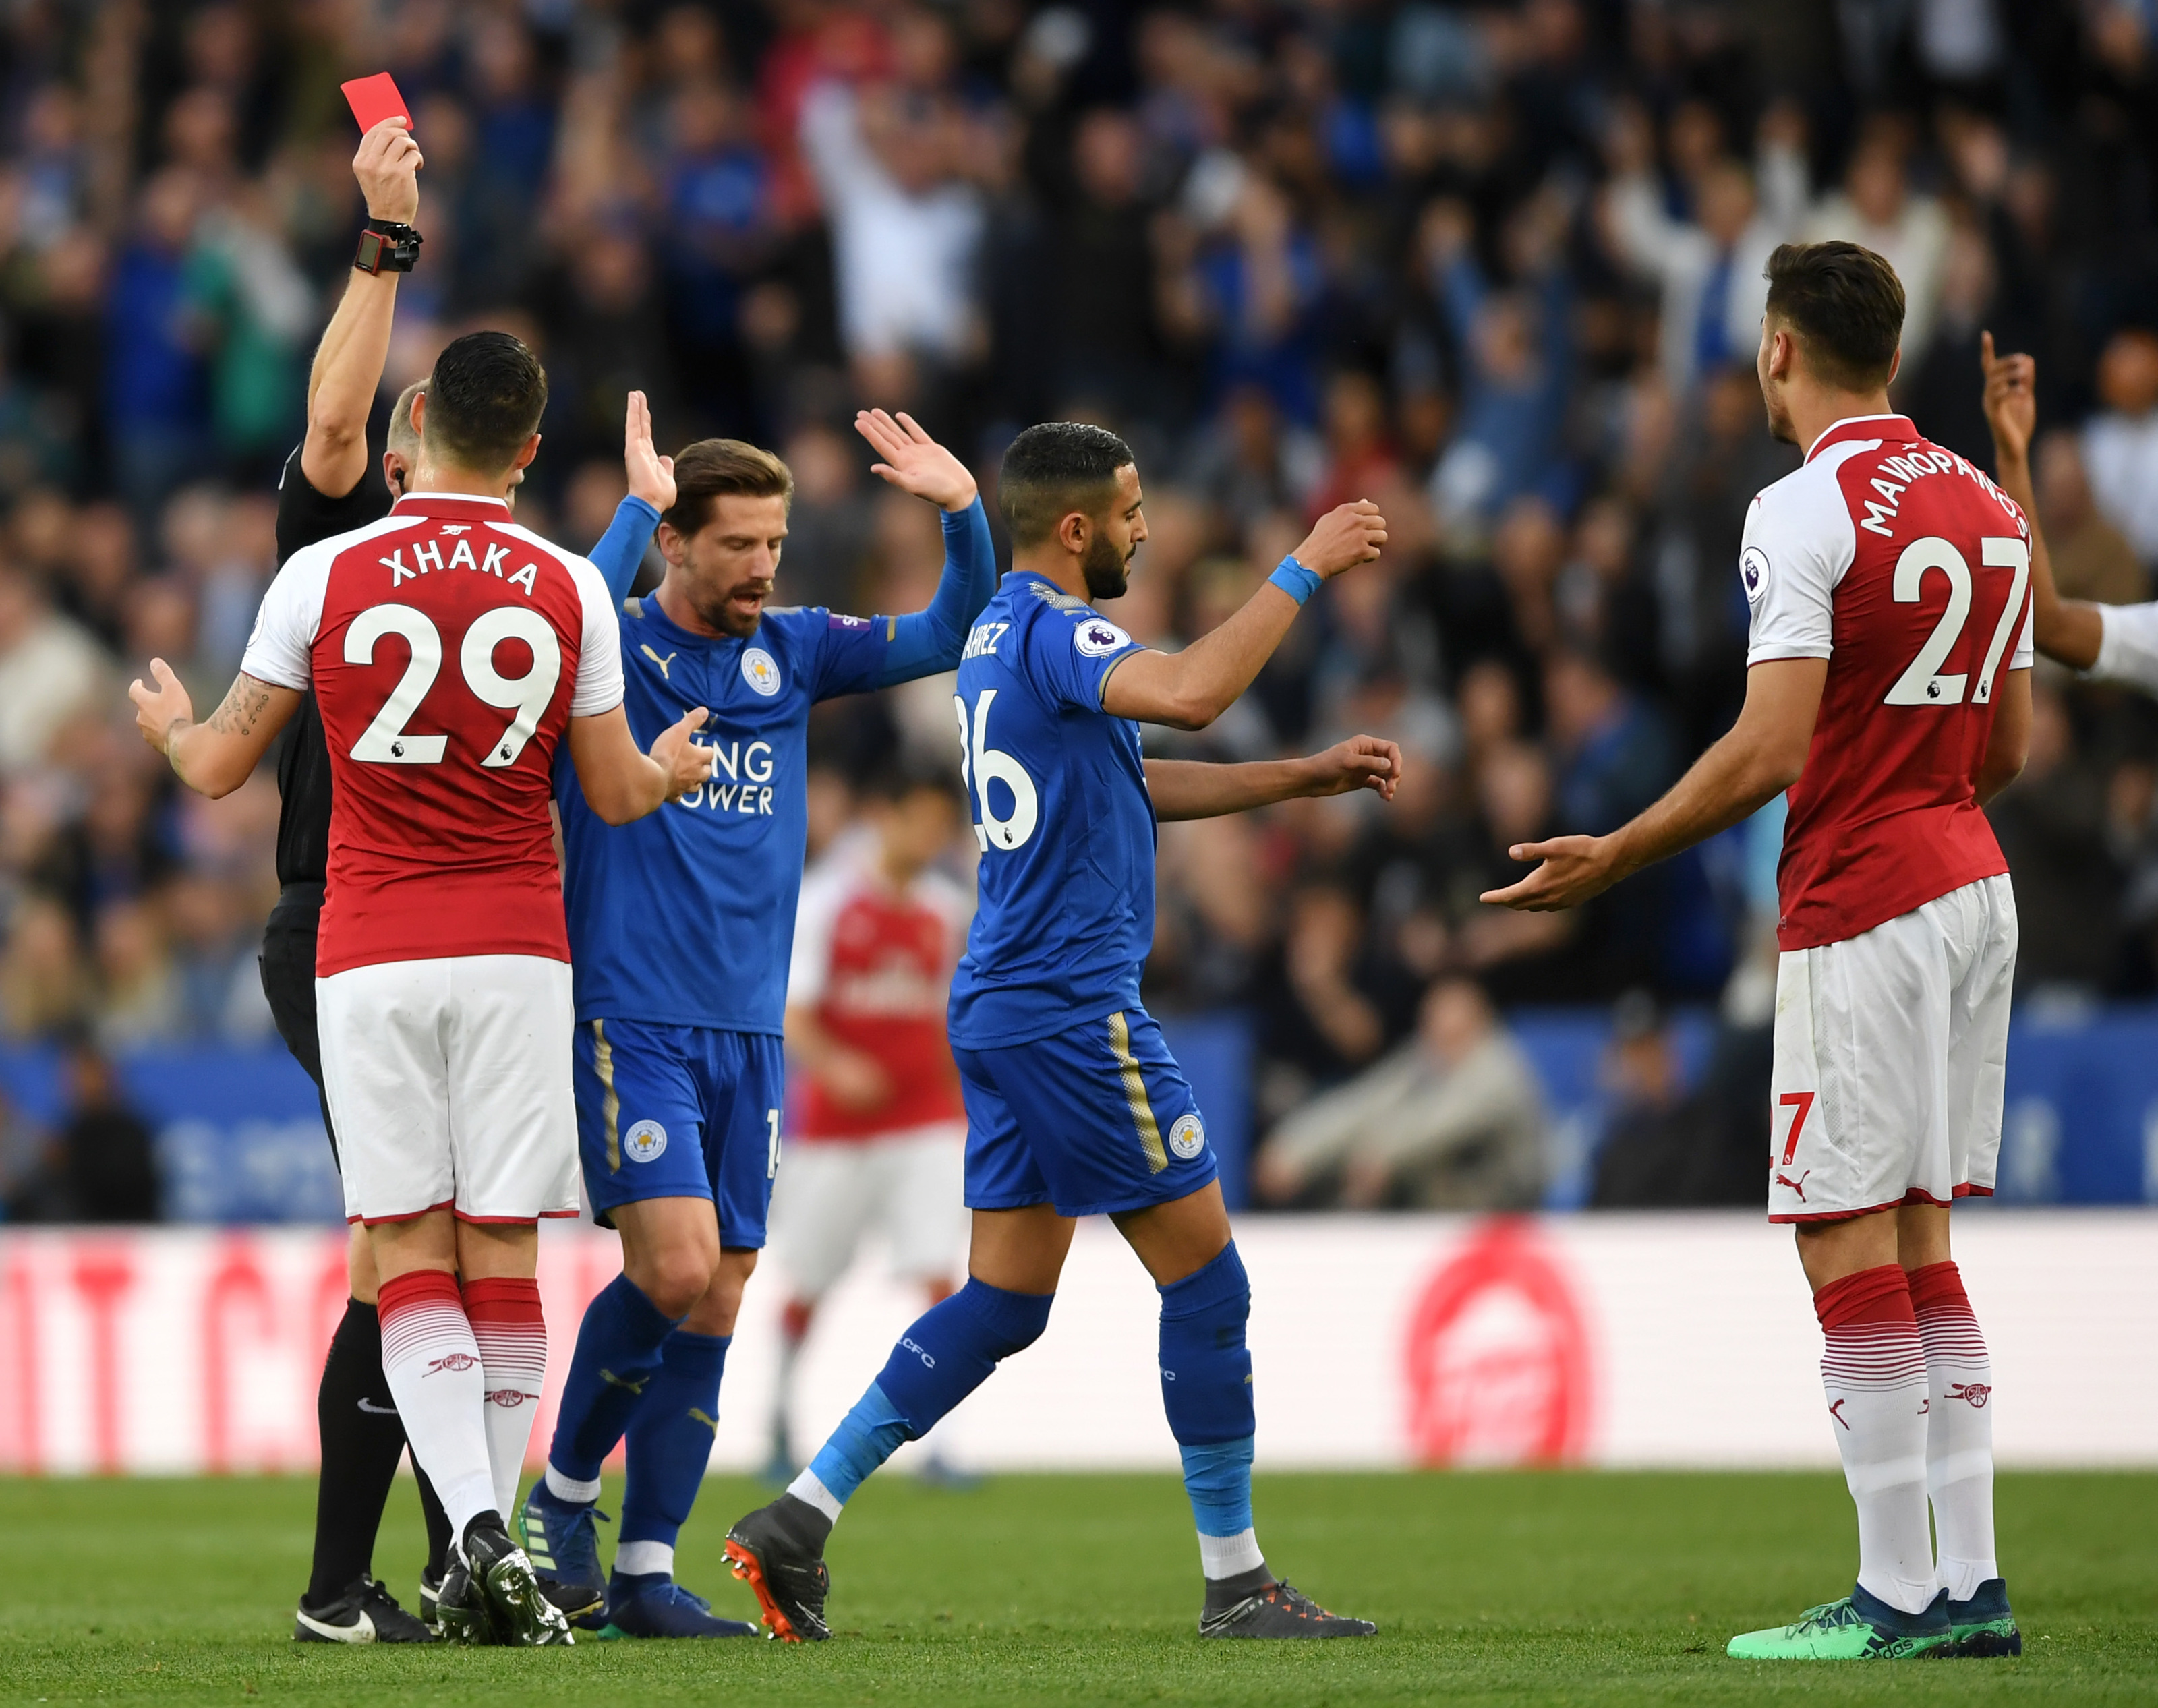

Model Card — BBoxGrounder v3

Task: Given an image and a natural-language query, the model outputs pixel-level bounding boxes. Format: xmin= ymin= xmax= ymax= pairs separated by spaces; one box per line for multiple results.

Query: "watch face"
xmin=355 ymin=231 xmax=384 ymax=272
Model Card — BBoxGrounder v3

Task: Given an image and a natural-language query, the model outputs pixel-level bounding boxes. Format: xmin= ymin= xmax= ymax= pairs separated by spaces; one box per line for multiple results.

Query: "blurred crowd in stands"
xmin=5 ymin=0 xmax=2158 ymax=1218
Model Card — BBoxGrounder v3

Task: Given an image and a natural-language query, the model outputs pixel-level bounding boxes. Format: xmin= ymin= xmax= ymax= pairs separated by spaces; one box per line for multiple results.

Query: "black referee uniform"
xmin=262 ymin=448 xmax=389 ymax=1136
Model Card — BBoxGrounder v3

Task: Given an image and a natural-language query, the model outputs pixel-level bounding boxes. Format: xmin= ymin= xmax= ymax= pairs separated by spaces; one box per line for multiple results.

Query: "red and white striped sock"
xmin=1906 ymin=1260 xmax=1997 ymax=1602
xmin=1815 ymin=1263 xmax=1935 ymax=1615
xmin=378 ymin=1269 xmax=497 ymax=1545
xmin=465 ymin=1277 xmax=548 ymax=1521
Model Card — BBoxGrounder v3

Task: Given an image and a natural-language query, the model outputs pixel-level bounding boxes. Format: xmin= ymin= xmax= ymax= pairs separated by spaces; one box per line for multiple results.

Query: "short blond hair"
xmin=388 ymin=380 xmax=425 ymax=461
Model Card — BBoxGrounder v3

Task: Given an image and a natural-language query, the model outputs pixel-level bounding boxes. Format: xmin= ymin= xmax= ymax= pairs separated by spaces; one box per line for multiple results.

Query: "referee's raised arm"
xmin=301 ymin=117 xmax=423 ymax=499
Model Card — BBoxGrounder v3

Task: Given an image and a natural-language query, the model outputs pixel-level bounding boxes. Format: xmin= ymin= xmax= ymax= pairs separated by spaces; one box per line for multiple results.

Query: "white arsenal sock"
xmin=464 ymin=1277 xmax=549 ymax=1521
xmin=1815 ymin=1264 xmax=1935 ymax=1616
xmin=1907 ymin=1261 xmax=1998 ymax=1601
xmin=378 ymin=1268 xmax=498 ymax=1545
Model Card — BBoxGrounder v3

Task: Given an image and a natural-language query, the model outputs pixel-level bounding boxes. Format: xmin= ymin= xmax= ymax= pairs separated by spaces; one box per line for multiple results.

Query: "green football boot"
xmin=1945 ymin=1579 xmax=2022 ymax=1657
xmin=1727 ymin=1584 xmax=1951 ymax=1659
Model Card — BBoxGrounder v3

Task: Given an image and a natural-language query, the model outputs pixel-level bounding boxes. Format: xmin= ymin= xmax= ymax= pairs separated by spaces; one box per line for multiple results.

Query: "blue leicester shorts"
xmin=954 ymin=1006 xmax=1219 ymax=1218
xmin=573 ymin=1019 xmax=783 ymax=1247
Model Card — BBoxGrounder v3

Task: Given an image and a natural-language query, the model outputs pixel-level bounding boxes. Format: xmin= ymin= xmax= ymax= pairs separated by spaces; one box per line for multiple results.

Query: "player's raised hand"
xmin=128 ymin=657 xmax=195 ymax=755
xmin=856 ymin=409 xmax=979 ymax=512
xmin=1292 ymin=500 xmax=1387 ymax=579
xmin=650 ymin=705 xmax=715 ymax=802
xmin=353 ymin=117 xmax=421 ymax=225
xmin=1480 ymin=833 xmax=1623 ymax=912
xmin=1979 ymin=330 xmax=2037 ymax=469
xmin=624 ymin=390 xmax=676 ymax=512
xmin=1298 ymin=734 xmax=1403 ymax=802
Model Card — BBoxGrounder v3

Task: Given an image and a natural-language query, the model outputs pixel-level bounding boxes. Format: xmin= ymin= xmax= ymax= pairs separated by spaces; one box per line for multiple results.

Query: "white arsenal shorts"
xmin=1768 ymin=874 xmax=2016 ymax=1223
xmin=767 ymin=1122 xmax=966 ymax=1301
xmin=317 ymin=953 xmax=581 ymax=1225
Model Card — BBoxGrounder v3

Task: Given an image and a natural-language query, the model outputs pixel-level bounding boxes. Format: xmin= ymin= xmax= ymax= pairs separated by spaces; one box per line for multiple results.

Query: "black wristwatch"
xmin=354 ymin=217 xmax=422 ymax=276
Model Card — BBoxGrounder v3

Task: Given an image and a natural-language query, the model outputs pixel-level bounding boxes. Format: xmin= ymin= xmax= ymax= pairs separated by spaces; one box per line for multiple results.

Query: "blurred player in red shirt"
xmin=765 ymin=764 xmax=970 ymax=1480
xmin=130 ymin=332 xmax=712 ymax=1646
xmin=1486 ymin=242 xmax=2031 ymax=1662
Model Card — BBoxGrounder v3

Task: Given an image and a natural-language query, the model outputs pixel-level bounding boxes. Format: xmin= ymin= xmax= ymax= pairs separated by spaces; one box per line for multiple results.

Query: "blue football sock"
xmin=546 ymin=1274 xmax=682 ymax=1488
xmin=1159 ymin=1243 xmax=1266 ymax=1581
xmin=794 ymin=1279 xmax=1053 ymax=1518
xmin=798 ymin=1382 xmax=912 ymax=1512
xmin=618 ymin=1330 xmax=730 ymax=1561
xmin=1180 ymin=1438 xmax=1256 ymax=1539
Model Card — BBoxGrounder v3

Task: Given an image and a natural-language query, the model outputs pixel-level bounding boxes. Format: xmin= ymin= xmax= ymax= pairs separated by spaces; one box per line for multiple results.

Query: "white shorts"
xmin=767 ymin=1122 xmax=966 ymax=1300
xmin=1768 ymin=874 xmax=2016 ymax=1223
xmin=317 ymin=953 xmax=581 ymax=1225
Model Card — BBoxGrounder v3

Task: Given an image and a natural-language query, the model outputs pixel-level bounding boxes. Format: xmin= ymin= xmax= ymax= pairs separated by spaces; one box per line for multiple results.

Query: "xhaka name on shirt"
xmin=380 ymin=529 xmax=542 ymax=595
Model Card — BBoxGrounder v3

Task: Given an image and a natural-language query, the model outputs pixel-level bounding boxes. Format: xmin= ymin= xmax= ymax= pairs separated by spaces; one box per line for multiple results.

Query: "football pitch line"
xmin=1 ymin=1470 xmax=2151 ymax=1705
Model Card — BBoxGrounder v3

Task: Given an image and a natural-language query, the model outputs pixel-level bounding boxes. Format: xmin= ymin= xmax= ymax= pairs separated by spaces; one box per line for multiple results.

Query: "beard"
xmin=1761 ymin=382 xmax=1797 ymax=446
xmin=693 ymin=577 xmax=769 ymax=638
xmin=1080 ymin=530 xmax=1132 ymax=601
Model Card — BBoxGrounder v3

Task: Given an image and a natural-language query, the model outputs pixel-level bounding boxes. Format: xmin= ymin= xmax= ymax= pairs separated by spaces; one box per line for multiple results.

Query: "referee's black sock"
xmin=304 ymin=1299 xmax=410 ymax=1608
xmin=416 ymin=1461 xmax=453 ymax=1581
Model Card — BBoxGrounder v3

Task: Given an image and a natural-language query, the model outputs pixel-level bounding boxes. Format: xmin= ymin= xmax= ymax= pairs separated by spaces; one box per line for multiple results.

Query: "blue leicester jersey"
xmin=558 ymin=598 xmax=885 ymax=1033
xmin=945 ymin=575 xmax=1156 ymax=1051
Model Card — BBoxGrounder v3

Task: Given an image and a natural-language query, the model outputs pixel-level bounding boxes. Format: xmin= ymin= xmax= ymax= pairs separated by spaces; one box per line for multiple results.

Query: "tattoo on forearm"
xmin=206 ymin=678 xmax=272 ymax=738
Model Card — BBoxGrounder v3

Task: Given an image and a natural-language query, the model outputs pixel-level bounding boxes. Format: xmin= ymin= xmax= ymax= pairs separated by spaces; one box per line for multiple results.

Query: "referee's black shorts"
xmin=259 ymin=882 xmax=339 ymax=1166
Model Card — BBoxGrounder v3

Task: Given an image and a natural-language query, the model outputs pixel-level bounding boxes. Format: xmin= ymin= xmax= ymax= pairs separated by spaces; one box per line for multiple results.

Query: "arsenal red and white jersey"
xmin=787 ymin=851 xmax=969 ymax=1140
xmin=241 ymin=492 xmax=624 ymax=976
xmin=1743 ymin=414 xmax=2034 ymax=951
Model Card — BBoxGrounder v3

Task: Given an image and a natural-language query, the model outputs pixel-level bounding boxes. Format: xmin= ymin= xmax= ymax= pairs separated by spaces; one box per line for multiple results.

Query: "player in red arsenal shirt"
xmin=765 ymin=765 xmax=971 ymax=1479
xmin=1485 ymin=243 xmax=2030 ymax=1661
xmin=129 ymin=332 xmax=713 ymax=1646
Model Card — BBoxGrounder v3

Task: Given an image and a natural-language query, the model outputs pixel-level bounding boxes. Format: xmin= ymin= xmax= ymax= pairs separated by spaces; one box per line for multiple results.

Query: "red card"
xmin=341 ymin=73 xmax=412 ymax=137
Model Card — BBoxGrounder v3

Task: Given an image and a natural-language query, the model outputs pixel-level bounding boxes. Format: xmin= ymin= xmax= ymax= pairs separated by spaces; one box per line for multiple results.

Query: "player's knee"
xmin=1157 ymin=1243 xmax=1255 ymax=1442
xmin=1159 ymin=1240 xmax=1249 ymax=1326
xmin=629 ymin=1247 xmax=722 ymax=1319
xmin=682 ymin=1248 xmax=757 ymax=1336
xmin=957 ymin=1276 xmax=1055 ymax=1359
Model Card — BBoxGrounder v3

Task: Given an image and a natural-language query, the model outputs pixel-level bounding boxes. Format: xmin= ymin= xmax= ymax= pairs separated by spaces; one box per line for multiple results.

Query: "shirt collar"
xmin=389 ymin=492 xmax=512 ymax=519
xmin=635 ymin=592 xmax=735 ymax=650
xmin=1804 ymin=413 xmax=1915 ymax=463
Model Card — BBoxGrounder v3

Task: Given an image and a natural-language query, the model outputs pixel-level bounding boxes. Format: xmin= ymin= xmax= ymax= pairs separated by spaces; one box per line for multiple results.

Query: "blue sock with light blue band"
xmin=1267 ymin=555 xmax=1322 ymax=606
xmin=798 ymin=1382 xmax=912 ymax=1510
xmin=791 ymin=1279 xmax=1055 ymax=1519
xmin=546 ymin=1274 xmax=682 ymax=1492
xmin=1159 ymin=1242 xmax=1268 ymax=1584
xmin=616 ymin=1329 xmax=730 ymax=1575
xmin=1180 ymin=1438 xmax=1256 ymax=1537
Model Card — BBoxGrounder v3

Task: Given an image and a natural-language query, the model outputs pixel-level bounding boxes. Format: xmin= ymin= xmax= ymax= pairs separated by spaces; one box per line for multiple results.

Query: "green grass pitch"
xmin=1 ymin=1471 xmax=2153 ymax=1705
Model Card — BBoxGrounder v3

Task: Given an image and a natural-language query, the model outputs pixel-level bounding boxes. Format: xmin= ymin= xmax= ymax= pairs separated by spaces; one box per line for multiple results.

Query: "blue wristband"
xmin=1268 ymin=556 xmax=1322 ymax=605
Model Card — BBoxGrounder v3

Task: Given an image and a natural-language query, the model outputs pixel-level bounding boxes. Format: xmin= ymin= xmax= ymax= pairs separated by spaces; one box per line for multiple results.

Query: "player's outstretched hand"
xmin=651 ymin=705 xmax=715 ymax=802
xmin=1299 ymin=734 xmax=1403 ymax=802
xmin=1480 ymin=833 xmax=1623 ymax=912
xmin=624 ymin=390 xmax=676 ymax=512
xmin=1979 ymin=331 xmax=2036 ymax=470
xmin=1292 ymin=500 xmax=1387 ymax=579
xmin=354 ymin=117 xmax=421 ymax=225
xmin=128 ymin=657 xmax=194 ymax=757
xmin=856 ymin=409 xmax=978 ymax=513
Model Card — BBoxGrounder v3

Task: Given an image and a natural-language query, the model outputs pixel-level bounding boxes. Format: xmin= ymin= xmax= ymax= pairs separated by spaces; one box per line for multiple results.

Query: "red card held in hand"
xmin=341 ymin=73 xmax=412 ymax=136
